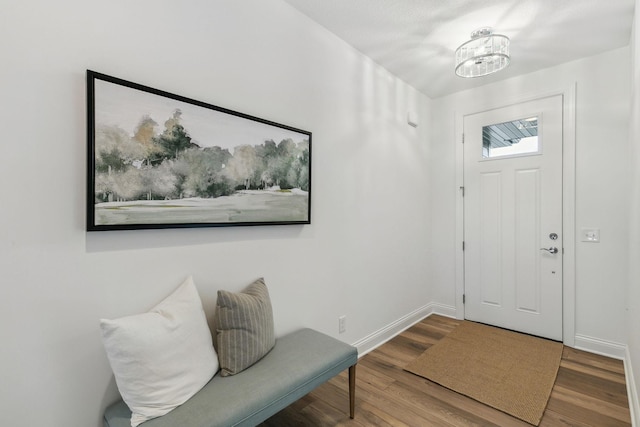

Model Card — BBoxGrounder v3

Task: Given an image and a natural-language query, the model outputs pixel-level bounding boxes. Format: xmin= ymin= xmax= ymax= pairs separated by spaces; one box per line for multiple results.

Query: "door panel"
xmin=514 ymin=168 xmax=540 ymax=313
xmin=479 ymin=171 xmax=502 ymax=306
xmin=463 ymin=95 xmax=563 ymax=341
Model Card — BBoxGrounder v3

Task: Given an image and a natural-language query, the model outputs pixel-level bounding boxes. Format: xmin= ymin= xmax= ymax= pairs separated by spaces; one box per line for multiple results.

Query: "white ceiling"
xmin=282 ymin=0 xmax=636 ymax=98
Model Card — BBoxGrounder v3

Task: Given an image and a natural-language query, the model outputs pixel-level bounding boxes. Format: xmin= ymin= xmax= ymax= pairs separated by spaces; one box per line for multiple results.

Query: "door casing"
xmin=454 ymin=85 xmax=576 ymax=346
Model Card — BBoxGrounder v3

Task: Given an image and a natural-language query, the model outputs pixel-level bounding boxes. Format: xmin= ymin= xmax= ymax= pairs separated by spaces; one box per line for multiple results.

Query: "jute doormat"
xmin=404 ymin=321 xmax=563 ymax=426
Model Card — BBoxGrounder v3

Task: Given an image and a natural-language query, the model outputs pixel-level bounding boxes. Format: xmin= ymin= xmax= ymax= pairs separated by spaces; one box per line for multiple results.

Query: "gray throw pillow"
xmin=215 ymin=278 xmax=275 ymax=376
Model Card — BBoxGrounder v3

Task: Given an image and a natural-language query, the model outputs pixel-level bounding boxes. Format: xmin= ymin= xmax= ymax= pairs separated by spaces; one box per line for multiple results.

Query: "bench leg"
xmin=349 ymin=364 xmax=356 ymax=419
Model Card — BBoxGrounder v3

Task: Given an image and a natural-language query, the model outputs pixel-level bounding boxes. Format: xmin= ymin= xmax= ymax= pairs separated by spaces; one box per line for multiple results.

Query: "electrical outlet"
xmin=338 ymin=315 xmax=347 ymax=334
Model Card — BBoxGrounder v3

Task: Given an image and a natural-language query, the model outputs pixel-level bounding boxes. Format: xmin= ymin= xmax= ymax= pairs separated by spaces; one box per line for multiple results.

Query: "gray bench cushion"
xmin=104 ymin=328 xmax=357 ymax=427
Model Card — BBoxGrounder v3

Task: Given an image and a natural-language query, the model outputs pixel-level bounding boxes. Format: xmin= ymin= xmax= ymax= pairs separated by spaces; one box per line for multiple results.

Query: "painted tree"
xmin=95 ymin=125 xmax=146 ymax=173
xmin=96 ymin=167 xmax=144 ymax=202
xmin=153 ymin=109 xmax=199 ymax=161
xmin=178 ymin=147 xmax=233 ymax=198
xmin=255 ymin=140 xmax=278 ymax=189
xmin=140 ymin=161 xmax=178 ymax=200
xmin=132 ymin=115 xmax=163 ymax=165
xmin=288 ymin=141 xmax=310 ymax=191
xmin=265 ymin=138 xmax=296 ymax=189
xmin=94 ymin=125 xmax=146 ymax=202
xmin=226 ymin=144 xmax=259 ymax=190
xmin=200 ymin=146 xmax=233 ymax=197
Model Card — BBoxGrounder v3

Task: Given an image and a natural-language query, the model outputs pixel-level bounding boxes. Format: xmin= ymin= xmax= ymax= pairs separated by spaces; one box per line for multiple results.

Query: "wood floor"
xmin=260 ymin=315 xmax=632 ymax=426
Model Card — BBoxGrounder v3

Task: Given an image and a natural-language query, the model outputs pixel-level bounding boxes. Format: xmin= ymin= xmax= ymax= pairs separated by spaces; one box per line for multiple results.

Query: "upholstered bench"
xmin=103 ymin=328 xmax=358 ymax=427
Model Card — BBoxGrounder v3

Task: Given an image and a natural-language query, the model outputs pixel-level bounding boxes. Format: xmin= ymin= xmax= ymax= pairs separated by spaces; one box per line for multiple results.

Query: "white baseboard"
xmin=352 ymin=302 xmax=456 ymax=357
xmin=625 ymin=347 xmax=639 ymax=427
xmin=574 ymin=335 xmax=639 ymax=425
xmin=429 ymin=302 xmax=458 ymax=318
xmin=574 ymin=334 xmax=627 ymax=360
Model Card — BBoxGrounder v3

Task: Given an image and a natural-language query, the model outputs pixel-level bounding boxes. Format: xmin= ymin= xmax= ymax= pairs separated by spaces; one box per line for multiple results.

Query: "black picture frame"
xmin=86 ymin=70 xmax=311 ymax=231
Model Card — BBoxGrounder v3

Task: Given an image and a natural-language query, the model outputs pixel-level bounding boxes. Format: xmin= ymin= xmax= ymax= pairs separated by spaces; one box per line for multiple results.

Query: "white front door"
xmin=463 ymin=95 xmax=563 ymax=341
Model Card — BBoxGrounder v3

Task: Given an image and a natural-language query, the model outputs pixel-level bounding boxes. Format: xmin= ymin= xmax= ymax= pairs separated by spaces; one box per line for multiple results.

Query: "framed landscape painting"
xmin=86 ymin=70 xmax=311 ymax=231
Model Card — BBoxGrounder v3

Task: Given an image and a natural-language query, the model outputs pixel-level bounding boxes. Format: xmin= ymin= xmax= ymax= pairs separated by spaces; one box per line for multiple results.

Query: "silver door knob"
xmin=540 ymin=247 xmax=558 ymax=254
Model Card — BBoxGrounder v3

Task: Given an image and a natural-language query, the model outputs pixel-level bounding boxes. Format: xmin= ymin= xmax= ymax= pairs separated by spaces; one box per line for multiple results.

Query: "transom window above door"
xmin=482 ymin=116 xmax=539 ymax=159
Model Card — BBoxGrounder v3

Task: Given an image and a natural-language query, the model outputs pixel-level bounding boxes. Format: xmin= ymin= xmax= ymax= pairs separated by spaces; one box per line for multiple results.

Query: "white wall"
xmin=0 ymin=1 xmax=432 ymax=426
xmin=626 ymin=0 xmax=640 ymax=422
xmin=429 ymin=47 xmax=631 ymax=349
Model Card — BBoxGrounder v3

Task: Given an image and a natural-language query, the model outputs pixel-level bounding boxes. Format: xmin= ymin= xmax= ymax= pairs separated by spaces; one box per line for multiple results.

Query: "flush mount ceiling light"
xmin=455 ymin=27 xmax=510 ymax=78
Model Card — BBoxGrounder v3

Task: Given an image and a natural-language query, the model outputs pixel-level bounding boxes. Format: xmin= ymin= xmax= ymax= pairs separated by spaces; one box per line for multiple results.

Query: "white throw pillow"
xmin=100 ymin=276 xmax=219 ymax=427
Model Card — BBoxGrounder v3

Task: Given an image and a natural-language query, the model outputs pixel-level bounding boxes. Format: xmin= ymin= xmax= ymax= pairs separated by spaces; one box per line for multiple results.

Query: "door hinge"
xmin=459 ymin=186 xmax=465 ymax=197
xmin=463 ymin=294 xmax=466 ymax=304
xmin=462 ymin=241 xmax=465 ymax=251
xmin=462 ymin=133 xmax=465 ymax=144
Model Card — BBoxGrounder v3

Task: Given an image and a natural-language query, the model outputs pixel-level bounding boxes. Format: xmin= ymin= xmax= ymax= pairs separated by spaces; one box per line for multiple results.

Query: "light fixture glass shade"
xmin=455 ymin=27 xmax=510 ymax=78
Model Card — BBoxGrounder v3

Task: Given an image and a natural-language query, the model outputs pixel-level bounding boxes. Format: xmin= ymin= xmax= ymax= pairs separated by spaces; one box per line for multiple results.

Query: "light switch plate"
xmin=581 ymin=228 xmax=600 ymax=243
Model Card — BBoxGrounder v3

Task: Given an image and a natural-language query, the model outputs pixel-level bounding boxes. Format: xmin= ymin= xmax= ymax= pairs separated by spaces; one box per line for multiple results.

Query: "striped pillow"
xmin=215 ymin=278 xmax=275 ymax=376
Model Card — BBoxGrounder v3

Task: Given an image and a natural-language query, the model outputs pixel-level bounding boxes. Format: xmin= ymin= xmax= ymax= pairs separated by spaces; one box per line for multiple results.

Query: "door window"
xmin=482 ymin=117 xmax=539 ymax=159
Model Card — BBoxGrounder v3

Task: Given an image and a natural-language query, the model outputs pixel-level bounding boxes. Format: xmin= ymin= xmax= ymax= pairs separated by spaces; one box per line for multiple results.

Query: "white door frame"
xmin=454 ymin=84 xmax=576 ymax=346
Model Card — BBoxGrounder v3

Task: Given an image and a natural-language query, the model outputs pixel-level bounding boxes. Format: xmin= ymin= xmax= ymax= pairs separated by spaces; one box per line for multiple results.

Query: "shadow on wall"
xmin=85 ymin=223 xmax=308 ymax=253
